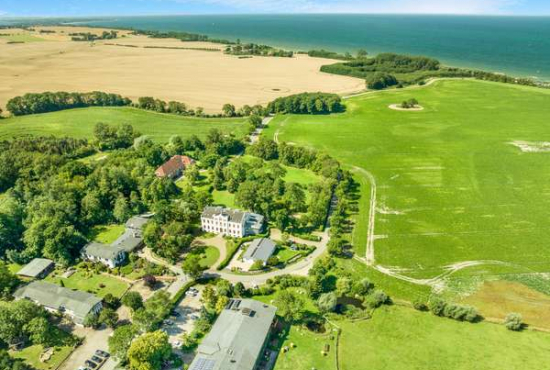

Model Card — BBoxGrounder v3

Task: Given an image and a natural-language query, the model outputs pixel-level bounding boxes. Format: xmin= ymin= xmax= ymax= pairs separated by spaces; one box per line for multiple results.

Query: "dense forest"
xmin=225 ymin=43 xmax=294 ymax=58
xmin=267 ymin=92 xmax=344 ymax=114
xmin=6 ymin=92 xmax=131 ymax=116
xmin=320 ymin=52 xmax=540 ymax=89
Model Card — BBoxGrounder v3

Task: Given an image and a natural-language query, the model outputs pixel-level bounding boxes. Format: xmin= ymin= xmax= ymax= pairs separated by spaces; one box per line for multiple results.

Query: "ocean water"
xmin=4 ymin=15 xmax=550 ymax=80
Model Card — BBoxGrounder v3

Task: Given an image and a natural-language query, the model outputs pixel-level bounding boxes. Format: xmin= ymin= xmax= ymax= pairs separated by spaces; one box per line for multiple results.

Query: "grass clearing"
xmin=338 ymin=305 xmax=550 ymax=370
xmin=211 ymin=190 xmax=237 ymax=209
xmin=46 ymin=269 xmax=129 ymax=298
xmin=191 ymin=245 xmax=220 ymax=268
xmin=0 ymin=107 xmax=248 ymax=142
xmin=267 ymin=79 xmax=550 ymax=293
xmin=273 ymin=325 xmax=337 ymax=370
xmin=90 ymin=224 xmax=125 ymax=244
xmin=10 ymin=345 xmax=73 ymax=370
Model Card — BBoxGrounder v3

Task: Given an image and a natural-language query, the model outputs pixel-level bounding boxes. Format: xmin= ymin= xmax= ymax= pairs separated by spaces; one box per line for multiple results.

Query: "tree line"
xmin=70 ymin=30 xmax=118 ymax=42
xmin=267 ymin=92 xmax=344 ymax=114
xmin=225 ymin=43 xmax=294 ymax=58
xmin=6 ymin=91 xmax=131 ymax=116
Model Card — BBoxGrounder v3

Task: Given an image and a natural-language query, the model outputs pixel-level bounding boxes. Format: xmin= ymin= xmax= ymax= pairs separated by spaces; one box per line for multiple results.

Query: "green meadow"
xmin=338 ymin=305 xmax=550 ymax=370
xmin=265 ymin=80 xmax=550 ymax=284
xmin=0 ymin=106 xmax=248 ymax=142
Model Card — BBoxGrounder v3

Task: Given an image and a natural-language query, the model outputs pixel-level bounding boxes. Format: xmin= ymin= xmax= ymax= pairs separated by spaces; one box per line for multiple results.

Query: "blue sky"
xmin=0 ymin=0 xmax=549 ymax=17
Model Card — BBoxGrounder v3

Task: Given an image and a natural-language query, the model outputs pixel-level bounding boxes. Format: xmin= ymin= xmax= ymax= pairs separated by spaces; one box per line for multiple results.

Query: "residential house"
xmin=154 ymin=155 xmax=195 ymax=179
xmin=14 ymin=281 xmax=103 ymax=325
xmin=16 ymin=258 xmax=55 ymax=279
xmin=188 ymin=299 xmax=277 ymax=370
xmin=243 ymin=238 xmax=277 ymax=266
xmin=81 ymin=242 xmax=126 ymax=269
xmin=201 ymin=206 xmax=264 ymax=238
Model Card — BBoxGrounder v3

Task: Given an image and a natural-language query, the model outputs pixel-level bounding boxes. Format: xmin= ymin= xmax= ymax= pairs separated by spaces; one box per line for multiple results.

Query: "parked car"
xmin=172 ymin=341 xmax=182 ymax=348
xmin=170 ymin=311 xmax=180 ymax=317
xmin=95 ymin=350 xmax=110 ymax=358
xmin=85 ymin=361 xmax=97 ymax=369
xmin=163 ymin=319 xmax=174 ymax=326
xmin=91 ymin=356 xmax=104 ymax=364
xmin=78 ymin=367 xmax=90 ymax=370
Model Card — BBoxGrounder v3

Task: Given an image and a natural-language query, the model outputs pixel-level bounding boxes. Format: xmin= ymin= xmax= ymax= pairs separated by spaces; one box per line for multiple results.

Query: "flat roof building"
xmin=16 ymin=258 xmax=54 ymax=279
xmin=14 ymin=281 xmax=103 ymax=325
xmin=189 ymin=299 xmax=277 ymax=370
xmin=243 ymin=238 xmax=277 ymax=266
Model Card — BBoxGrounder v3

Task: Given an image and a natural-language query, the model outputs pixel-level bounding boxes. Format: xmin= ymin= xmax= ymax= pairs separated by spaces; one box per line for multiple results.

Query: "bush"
xmin=365 ymin=290 xmax=389 ymax=309
xmin=412 ymin=298 xmax=428 ymax=311
xmin=366 ymin=72 xmax=398 ymax=90
xmin=429 ymin=297 xmax=480 ymax=323
xmin=504 ymin=313 xmax=523 ymax=331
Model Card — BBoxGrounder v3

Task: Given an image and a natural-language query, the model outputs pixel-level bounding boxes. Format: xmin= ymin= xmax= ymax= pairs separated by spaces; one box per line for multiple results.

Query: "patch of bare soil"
xmin=510 ymin=141 xmax=550 ymax=153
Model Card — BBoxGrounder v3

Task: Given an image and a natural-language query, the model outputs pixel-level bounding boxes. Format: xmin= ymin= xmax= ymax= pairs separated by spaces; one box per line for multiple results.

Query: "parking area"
xmin=59 ymin=327 xmax=112 ymax=370
xmin=163 ymin=285 xmax=204 ymax=348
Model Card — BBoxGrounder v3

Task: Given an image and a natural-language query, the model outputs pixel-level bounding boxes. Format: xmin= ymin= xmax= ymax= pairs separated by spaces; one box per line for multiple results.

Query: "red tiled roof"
xmin=155 ymin=155 xmax=195 ymax=178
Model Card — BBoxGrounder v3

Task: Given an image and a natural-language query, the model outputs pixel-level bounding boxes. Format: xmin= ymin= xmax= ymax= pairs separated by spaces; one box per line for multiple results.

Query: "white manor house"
xmin=201 ymin=206 xmax=264 ymax=238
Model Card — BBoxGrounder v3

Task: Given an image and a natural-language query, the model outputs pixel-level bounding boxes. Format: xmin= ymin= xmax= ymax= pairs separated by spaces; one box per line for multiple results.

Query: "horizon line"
xmin=2 ymin=12 xmax=550 ymax=19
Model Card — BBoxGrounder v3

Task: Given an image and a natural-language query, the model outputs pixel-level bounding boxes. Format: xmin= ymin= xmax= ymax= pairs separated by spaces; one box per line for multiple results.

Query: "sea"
xmin=3 ymin=14 xmax=550 ymax=81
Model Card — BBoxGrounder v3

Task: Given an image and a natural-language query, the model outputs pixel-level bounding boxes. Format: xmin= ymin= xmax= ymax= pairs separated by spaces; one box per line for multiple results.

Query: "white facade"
xmin=201 ymin=213 xmax=245 ymax=238
xmin=82 ymin=250 xmax=125 ymax=268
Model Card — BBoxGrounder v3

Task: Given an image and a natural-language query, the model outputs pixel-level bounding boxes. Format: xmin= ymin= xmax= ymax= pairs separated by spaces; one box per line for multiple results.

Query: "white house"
xmin=201 ymin=206 xmax=264 ymax=238
xmin=81 ymin=242 xmax=126 ymax=268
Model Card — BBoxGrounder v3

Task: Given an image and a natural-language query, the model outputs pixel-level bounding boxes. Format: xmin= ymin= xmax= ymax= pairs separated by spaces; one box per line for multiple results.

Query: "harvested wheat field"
xmin=0 ymin=27 xmax=364 ymax=112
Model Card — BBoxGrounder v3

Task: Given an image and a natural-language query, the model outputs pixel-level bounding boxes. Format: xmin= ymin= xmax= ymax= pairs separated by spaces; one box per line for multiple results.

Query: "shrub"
xmin=366 ymin=72 xmax=398 ymax=90
xmin=365 ymin=290 xmax=389 ymax=309
xmin=504 ymin=313 xmax=523 ymax=331
xmin=412 ymin=299 xmax=428 ymax=311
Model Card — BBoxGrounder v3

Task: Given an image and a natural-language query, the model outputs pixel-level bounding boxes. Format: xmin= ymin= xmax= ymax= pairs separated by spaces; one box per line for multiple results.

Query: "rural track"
xmin=351 ymin=166 xmax=512 ymax=290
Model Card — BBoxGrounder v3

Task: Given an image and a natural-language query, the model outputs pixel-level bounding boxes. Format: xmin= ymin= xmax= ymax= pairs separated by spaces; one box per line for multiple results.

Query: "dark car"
xmin=91 ymin=356 xmax=104 ymax=364
xmin=85 ymin=361 xmax=97 ymax=369
xmin=95 ymin=350 xmax=110 ymax=358
xmin=170 ymin=311 xmax=180 ymax=317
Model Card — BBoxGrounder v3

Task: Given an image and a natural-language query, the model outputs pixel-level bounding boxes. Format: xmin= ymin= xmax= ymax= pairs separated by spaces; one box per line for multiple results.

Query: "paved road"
xmin=249 ymin=116 xmax=273 ymax=144
xmin=205 ymin=230 xmax=329 ymax=287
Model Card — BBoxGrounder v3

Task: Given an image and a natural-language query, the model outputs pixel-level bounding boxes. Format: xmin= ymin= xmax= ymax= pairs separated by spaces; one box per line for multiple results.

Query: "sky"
xmin=0 ymin=0 xmax=549 ymax=17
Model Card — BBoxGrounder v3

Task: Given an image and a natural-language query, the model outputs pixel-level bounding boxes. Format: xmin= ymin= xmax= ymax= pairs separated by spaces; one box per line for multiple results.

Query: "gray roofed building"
xmin=13 ymin=281 xmax=103 ymax=325
xmin=189 ymin=299 xmax=277 ymax=370
xmin=125 ymin=215 xmax=150 ymax=232
xmin=81 ymin=242 xmax=126 ymax=268
xmin=243 ymin=238 xmax=277 ymax=266
xmin=16 ymin=258 xmax=54 ymax=279
xmin=112 ymin=230 xmax=143 ymax=253
xmin=201 ymin=206 xmax=246 ymax=224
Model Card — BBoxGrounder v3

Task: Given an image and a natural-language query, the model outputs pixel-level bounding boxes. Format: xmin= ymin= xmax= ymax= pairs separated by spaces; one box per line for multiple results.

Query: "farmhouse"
xmin=243 ymin=238 xmax=277 ymax=266
xmin=201 ymin=206 xmax=264 ymax=238
xmin=189 ymin=299 xmax=277 ymax=370
xmin=155 ymin=155 xmax=195 ymax=179
xmin=81 ymin=242 xmax=126 ymax=268
xmin=16 ymin=258 xmax=54 ymax=279
xmin=13 ymin=281 xmax=103 ymax=325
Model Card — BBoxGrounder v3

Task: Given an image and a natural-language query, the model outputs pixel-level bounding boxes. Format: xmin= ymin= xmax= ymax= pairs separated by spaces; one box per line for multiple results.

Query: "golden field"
xmin=0 ymin=26 xmax=365 ymax=112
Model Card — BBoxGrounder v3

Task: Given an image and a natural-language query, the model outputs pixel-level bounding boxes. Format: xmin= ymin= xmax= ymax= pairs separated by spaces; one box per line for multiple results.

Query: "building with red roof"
xmin=155 ymin=155 xmax=195 ymax=179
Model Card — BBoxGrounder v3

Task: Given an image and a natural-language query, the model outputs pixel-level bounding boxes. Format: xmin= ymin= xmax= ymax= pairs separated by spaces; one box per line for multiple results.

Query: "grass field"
xmin=0 ymin=34 xmax=47 ymax=43
xmin=46 ymin=269 xmax=129 ymax=298
xmin=211 ymin=190 xmax=238 ymax=209
xmin=192 ymin=246 xmax=221 ymax=268
xmin=338 ymin=305 xmax=550 ymax=370
xmin=11 ymin=345 xmax=73 ymax=370
xmin=90 ymin=224 xmax=125 ymax=244
xmin=274 ymin=325 xmax=337 ymax=370
xmin=0 ymin=107 xmax=248 ymax=142
xmin=265 ymin=80 xmax=550 ymax=288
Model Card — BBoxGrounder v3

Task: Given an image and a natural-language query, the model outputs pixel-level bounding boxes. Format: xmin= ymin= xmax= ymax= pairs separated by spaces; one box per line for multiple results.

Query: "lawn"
xmin=265 ymin=80 xmax=550 ymax=290
xmin=0 ymin=106 xmax=248 ymax=142
xmin=212 ymin=190 xmax=237 ymax=208
xmin=338 ymin=305 xmax=550 ymax=370
xmin=46 ymin=269 xmax=129 ymax=298
xmin=273 ymin=325 xmax=337 ymax=370
xmin=274 ymin=246 xmax=301 ymax=263
xmin=8 ymin=263 xmax=22 ymax=274
xmin=11 ymin=345 xmax=73 ymax=370
xmin=189 ymin=245 xmax=221 ymax=269
xmin=281 ymin=165 xmax=320 ymax=187
xmin=90 ymin=224 xmax=125 ymax=244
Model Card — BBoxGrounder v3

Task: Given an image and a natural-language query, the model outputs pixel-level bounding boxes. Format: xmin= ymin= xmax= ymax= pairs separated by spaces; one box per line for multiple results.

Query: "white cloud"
xmin=166 ymin=0 xmax=521 ymax=14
